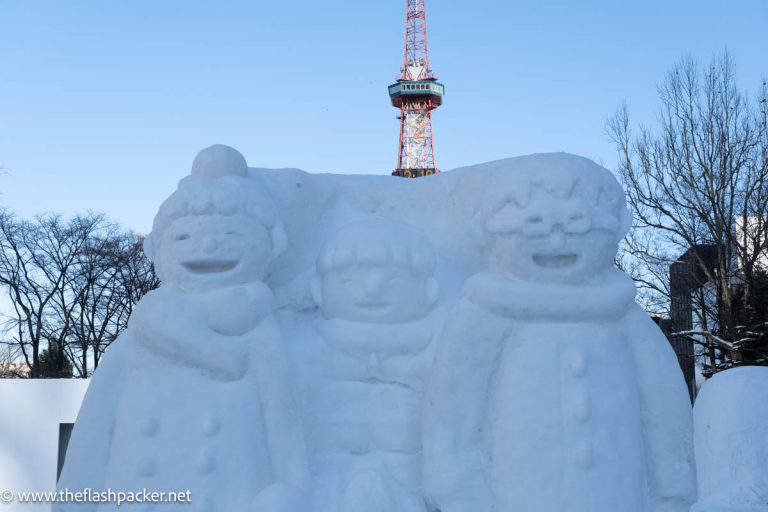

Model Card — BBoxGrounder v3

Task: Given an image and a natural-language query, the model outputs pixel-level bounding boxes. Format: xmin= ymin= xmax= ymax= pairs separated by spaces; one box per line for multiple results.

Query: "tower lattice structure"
xmin=388 ymin=0 xmax=444 ymax=178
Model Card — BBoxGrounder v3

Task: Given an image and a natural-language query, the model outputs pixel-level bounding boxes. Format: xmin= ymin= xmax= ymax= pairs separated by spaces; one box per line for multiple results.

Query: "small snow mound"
xmin=191 ymin=144 xmax=248 ymax=180
xmin=693 ymin=366 xmax=768 ymax=511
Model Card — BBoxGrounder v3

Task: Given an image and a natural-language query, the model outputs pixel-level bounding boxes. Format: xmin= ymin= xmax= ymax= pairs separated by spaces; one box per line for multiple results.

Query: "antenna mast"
xmin=387 ymin=0 xmax=444 ymax=178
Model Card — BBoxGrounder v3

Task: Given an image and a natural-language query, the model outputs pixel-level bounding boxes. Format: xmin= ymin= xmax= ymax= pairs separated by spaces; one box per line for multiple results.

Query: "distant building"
xmin=0 ymin=360 xmax=31 ymax=378
xmin=664 ymin=240 xmax=768 ymax=402
xmin=667 ymin=245 xmax=717 ymax=402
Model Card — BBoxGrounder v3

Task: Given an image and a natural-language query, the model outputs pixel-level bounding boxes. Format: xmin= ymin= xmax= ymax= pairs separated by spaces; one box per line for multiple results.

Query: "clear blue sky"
xmin=1 ymin=0 xmax=766 ymax=234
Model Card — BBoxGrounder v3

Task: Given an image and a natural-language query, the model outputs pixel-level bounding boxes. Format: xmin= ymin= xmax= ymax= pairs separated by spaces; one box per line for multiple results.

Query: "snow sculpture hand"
xmin=130 ymin=285 xmax=250 ymax=381
xmin=653 ymin=500 xmax=692 ymax=512
xmin=340 ymin=471 xmax=397 ymax=512
xmin=251 ymin=482 xmax=310 ymax=512
xmin=435 ymin=497 xmax=492 ymax=512
xmin=198 ymin=282 xmax=273 ymax=335
xmin=427 ymin=475 xmax=493 ymax=512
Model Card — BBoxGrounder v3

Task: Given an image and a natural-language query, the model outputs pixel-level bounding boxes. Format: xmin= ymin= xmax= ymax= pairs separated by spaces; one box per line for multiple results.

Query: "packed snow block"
xmin=58 ymin=146 xmax=696 ymax=512
xmin=692 ymin=366 xmax=768 ymax=512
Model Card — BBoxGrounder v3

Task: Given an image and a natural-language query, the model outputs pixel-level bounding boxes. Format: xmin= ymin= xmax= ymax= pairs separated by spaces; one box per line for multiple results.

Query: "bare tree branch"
xmin=608 ymin=53 xmax=768 ymax=378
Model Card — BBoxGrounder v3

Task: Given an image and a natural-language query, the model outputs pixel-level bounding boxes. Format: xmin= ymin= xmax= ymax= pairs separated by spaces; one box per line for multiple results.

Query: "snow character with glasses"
xmin=422 ymin=155 xmax=696 ymax=512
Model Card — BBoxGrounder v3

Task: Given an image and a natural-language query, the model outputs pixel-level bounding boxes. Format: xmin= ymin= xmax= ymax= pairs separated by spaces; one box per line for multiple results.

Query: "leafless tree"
xmin=0 ymin=212 xmax=96 ymax=377
xmin=59 ymin=231 xmax=159 ymax=375
xmin=608 ymin=52 xmax=768 ymax=377
xmin=0 ymin=211 xmax=159 ymax=378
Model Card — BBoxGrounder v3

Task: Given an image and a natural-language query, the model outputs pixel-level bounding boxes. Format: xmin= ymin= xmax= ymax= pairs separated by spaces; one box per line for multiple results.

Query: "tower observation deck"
xmin=389 ymin=0 xmax=443 ymax=178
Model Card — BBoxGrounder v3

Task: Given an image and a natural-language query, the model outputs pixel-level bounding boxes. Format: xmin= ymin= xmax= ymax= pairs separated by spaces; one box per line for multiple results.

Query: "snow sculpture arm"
xmin=422 ymin=297 xmax=505 ymax=512
xmin=54 ymin=336 xmax=130 ymax=512
xmin=251 ymin=481 xmax=310 ymax=512
xmin=129 ymin=287 xmax=249 ymax=381
xmin=625 ymin=305 xmax=696 ymax=512
xmin=250 ymin=316 xmax=309 ymax=498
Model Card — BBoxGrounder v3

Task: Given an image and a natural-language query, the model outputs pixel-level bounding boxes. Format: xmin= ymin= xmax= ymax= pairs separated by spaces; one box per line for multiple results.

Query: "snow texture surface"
xmin=57 ymin=145 xmax=698 ymax=512
xmin=692 ymin=366 xmax=768 ymax=512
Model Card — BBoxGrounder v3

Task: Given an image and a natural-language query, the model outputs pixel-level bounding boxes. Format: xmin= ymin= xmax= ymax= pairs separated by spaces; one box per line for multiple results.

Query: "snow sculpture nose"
xmin=202 ymin=236 xmax=218 ymax=254
xmin=549 ymin=227 xmax=566 ymax=248
xmin=363 ymin=274 xmax=385 ymax=295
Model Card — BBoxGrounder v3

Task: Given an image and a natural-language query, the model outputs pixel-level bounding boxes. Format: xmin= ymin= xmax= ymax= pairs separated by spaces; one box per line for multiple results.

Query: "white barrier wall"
xmin=0 ymin=379 xmax=89 ymax=511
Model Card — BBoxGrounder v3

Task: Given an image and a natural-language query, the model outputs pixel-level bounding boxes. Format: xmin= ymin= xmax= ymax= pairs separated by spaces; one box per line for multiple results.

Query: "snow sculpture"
xmin=422 ymin=160 xmax=696 ymax=512
xmin=57 ymin=148 xmax=704 ymax=512
xmin=692 ymin=366 xmax=768 ymax=512
xmin=305 ymin=219 xmax=439 ymax=512
xmin=56 ymin=145 xmax=308 ymax=511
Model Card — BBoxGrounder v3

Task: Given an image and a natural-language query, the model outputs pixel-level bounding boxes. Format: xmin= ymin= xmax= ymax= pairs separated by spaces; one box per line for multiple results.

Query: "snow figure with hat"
xmin=302 ymin=218 xmax=440 ymax=512
xmin=422 ymin=154 xmax=696 ymax=512
xmin=56 ymin=145 xmax=308 ymax=511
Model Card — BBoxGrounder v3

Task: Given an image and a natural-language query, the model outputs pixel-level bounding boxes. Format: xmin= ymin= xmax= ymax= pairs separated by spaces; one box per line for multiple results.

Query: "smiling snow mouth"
xmin=532 ymin=253 xmax=578 ymax=268
xmin=357 ymin=302 xmax=390 ymax=310
xmin=182 ymin=260 xmax=239 ymax=274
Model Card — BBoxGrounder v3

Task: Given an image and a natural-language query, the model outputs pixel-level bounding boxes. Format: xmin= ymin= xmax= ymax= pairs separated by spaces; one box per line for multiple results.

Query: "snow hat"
xmin=190 ymin=144 xmax=248 ymax=180
xmin=144 ymin=145 xmax=286 ymax=260
xmin=316 ymin=217 xmax=436 ymax=278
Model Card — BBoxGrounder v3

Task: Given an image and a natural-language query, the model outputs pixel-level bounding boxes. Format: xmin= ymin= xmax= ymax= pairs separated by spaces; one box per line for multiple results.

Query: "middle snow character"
xmin=306 ymin=218 xmax=440 ymax=512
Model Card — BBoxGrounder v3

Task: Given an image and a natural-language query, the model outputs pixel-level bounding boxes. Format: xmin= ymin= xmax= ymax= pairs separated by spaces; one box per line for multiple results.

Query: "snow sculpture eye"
xmin=563 ymin=209 xmax=591 ymax=234
xmin=484 ymin=203 xmax=527 ymax=234
xmin=520 ymin=210 xmax=553 ymax=238
xmin=175 ymin=233 xmax=190 ymax=242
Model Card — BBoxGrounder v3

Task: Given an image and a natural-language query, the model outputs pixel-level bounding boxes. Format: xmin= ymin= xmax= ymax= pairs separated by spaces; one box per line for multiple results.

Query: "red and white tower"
xmin=388 ymin=0 xmax=444 ymax=178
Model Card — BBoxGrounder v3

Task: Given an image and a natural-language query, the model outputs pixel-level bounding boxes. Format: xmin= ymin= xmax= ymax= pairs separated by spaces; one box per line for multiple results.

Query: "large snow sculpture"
xmin=56 ymin=145 xmax=308 ymax=511
xmin=57 ymin=148 xmax=702 ymax=512
xmin=692 ymin=366 xmax=768 ymax=512
xmin=304 ymin=219 xmax=439 ymax=512
xmin=422 ymin=159 xmax=696 ymax=512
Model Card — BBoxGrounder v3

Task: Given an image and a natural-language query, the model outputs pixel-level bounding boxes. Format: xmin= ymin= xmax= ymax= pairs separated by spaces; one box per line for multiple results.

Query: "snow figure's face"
xmin=319 ymin=264 xmax=435 ymax=323
xmin=154 ymin=214 xmax=272 ymax=292
xmin=485 ymin=195 xmax=618 ymax=284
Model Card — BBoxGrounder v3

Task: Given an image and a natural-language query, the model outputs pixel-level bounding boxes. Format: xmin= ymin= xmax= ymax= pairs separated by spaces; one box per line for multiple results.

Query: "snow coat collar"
xmin=314 ymin=314 xmax=434 ymax=358
xmin=464 ymin=268 xmax=636 ymax=322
